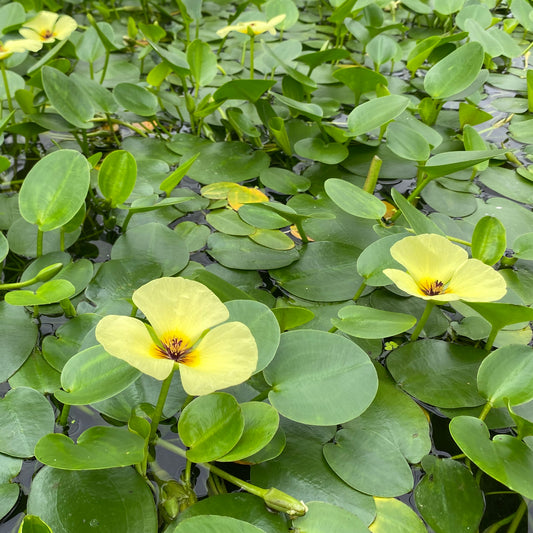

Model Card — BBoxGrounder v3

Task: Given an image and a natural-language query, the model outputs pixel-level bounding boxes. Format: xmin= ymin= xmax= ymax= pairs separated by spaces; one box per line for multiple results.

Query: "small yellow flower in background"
xmin=383 ymin=233 xmax=507 ymax=302
xmin=95 ymin=277 xmax=258 ymax=396
xmin=0 ymin=39 xmax=43 ymax=60
xmin=216 ymin=14 xmax=286 ymax=38
xmin=19 ymin=11 xmax=77 ymax=43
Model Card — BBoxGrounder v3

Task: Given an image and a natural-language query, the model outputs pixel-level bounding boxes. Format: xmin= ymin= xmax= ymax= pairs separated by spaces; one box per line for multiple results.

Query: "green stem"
xmin=249 ymin=35 xmax=255 ymax=79
xmin=149 ymin=368 xmax=175 ymax=443
xmin=478 ymin=401 xmax=493 ymax=421
xmin=121 ymin=211 xmax=133 ymax=232
xmin=352 ymin=282 xmax=367 ymax=301
xmin=485 ymin=325 xmax=499 ymax=351
xmin=363 ymin=156 xmax=382 ymax=194
xmin=157 ymin=439 xmax=307 ymax=517
xmin=100 ymin=51 xmax=110 ymax=84
xmin=507 ymin=500 xmax=527 ymax=533
xmin=410 ymin=300 xmax=436 ymax=342
xmin=36 ymin=229 xmax=43 ymax=257
xmin=294 ymin=220 xmax=309 ymax=244
xmin=58 ymin=403 xmax=71 ymax=426
xmin=0 ymin=61 xmax=14 ymax=114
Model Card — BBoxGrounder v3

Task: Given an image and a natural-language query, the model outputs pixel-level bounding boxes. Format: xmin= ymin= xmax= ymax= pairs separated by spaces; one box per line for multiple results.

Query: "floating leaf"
xmin=264 ymin=330 xmax=377 ymax=425
xmin=19 ymin=150 xmax=90 ymax=232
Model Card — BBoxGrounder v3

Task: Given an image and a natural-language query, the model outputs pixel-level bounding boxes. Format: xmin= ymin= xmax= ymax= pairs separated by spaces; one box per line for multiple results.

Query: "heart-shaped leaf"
xmin=450 ymin=416 xmax=533 ymax=498
xmin=0 ymin=387 xmax=55 ymax=458
xmin=5 ymin=280 xmax=75 ymax=306
xmin=294 ymin=138 xmax=348 ymax=164
xmin=35 ymin=426 xmax=146 ymax=470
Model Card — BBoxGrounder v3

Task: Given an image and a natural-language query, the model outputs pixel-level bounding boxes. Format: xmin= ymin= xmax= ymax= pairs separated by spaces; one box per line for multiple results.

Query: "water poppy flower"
xmin=383 ymin=233 xmax=506 ymax=302
xmin=216 ymin=14 xmax=286 ymax=38
xmin=95 ymin=277 xmax=258 ymax=396
xmin=19 ymin=11 xmax=77 ymax=43
xmin=0 ymin=39 xmax=42 ymax=60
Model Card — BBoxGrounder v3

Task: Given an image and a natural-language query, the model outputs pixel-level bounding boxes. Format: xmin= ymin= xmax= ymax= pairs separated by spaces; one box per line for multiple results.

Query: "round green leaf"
xmin=187 ymin=39 xmax=218 ymax=87
xmin=325 ymin=178 xmax=386 ymax=219
xmin=171 ymin=515 xmax=265 ymax=533
xmin=42 ymin=67 xmax=94 ymax=128
xmin=0 ymin=387 xmax=55 ymax=458
xmin=294 ymin=138 xmax=348 ymax=164
xmin=270 ymin=242 xmax=362 ymax=302
xmin=27 ymin=467 xmax=157 ymax=533
xmin=5 ymin=279 xmax=75 ymax=306
xmin=344 ymin=364 xmax=431 ymax=463
xmin=218 ymin=402 xmax=279 ymax=462
xmin=386 ymin=122 xmax=430 ymax=161
xmin=178 ymin=392 xmax=244 ymax=463
xmin=111 ymin=222 xmax=189 ymax=276
xmin=414 ymin=455 xmax=484 ymax=533
xmin=251 ymin=420 xmax=375 ymax=522
xmin=386 ymin=340 xmax=486 ymax=408
xmin=477 ymin=344 xmax=533 ymax=408
xmin=264 ymin=330 xmax=378 ymax=425
xmin=19 ymin=150 xmax=90 ymax=232
xmin=471 ymin=215 xmax=506 ymax=265
xmin=98 ymin=150 xmax=137 ymax=207
xmin=324 ymin=426 xmax=414 ymax=497
xmin=55 ymin=345 xmax=141 ymax=405
xmin=259 ymin=167 xmax=310 ymax=195
xmin=367 ymin=34 xmax=399 ymax=67
xmin=424 ymin=42 xmax=484 ymax=99
xmin=207 ymin=209 xmax=255 ymax=236
xmin=249 ymin=229 xmax=294 ymax=250
xmin=225 ymin=300 xmax=280 ymax=373
xmin=332 ymin=305 xmax=417 ymax=338
xmin=450 ymin=416 xmax=533 ymax=499
xmin=0 ymin=301 xmax=38 ymax=381
xmin=207 ymin=233 xmax=299 ymax=270
xmin=182 ymin=142 xmax=270 ymax=184
xmin=113 ymin=82 xmax=158 ymax=116
xmin=292 ymin=501 xmax=369 ymax=533
xmin=347 ymin=95 xmax=410 ymax=137
xmin=0 ymin=231 xmax=8 ymax=262
xmin=35 ymin=426 xmax=146 ymax=470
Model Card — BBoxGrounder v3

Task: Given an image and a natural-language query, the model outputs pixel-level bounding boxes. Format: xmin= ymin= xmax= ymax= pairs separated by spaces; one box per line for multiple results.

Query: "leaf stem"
xmin=506 ymin=500 xmax=527 ymax=533
xmin=410 ymin=300 xmax=436 ymax=342
xmin=478 ymin=401 xmax=492 ymax=422
xmin=156 ymin=439 xmax=307 ymax=517
xmin=149 ymin=368 xmax=175 ymax=443
xmin=485 ymin=326 xmax=499 ymax=351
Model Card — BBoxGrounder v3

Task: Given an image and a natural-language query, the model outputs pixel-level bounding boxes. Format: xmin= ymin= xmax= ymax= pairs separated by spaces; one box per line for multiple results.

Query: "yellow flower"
xmin=0 ymin=39 xmax=43 ymax=60
xmin=95 ymin=277 xmax=258 ymax=396
xmin=19 ymin=11 xmax=77 ymax=43
xmin=216 ymin=14 xmax=286 ymax=38
xmin=383 ymin=233 xmax=507 ymax=302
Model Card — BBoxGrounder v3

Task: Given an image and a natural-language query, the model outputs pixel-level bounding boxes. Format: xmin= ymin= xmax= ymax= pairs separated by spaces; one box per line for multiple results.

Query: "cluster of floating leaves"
xmin=0 ymin=0 xmax=532 ymax=532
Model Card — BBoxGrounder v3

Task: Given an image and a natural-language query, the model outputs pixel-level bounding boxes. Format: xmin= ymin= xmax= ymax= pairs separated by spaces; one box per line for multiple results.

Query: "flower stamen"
xmin=155 ymin=337 xmax=191 ymax=363
xmin=420 ymin=279 xmax=446 ymax=296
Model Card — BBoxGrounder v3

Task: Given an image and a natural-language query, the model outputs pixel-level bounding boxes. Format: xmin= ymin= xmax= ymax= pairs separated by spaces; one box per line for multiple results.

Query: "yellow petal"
xmin=448 ymin=259 xmax=507 ymax=302
xmin=23 ymin=11 xmax=59 ymax=33
xmin=179 ymin=322 xmax=258 ymax=396
xmin=383 ymin=268 xmax=461 ymax=302
xmin=95 ymin=315 xmax=174 ymax=380
xmin=2 ymin=39 xmax=42 ymax=54
xmin=53 ymin=15 xmax=77 ymax=40
xmin=217 ymin=26 xmax=237 ymax=37
xmin=132 ymin=277 xmax=229 ymax=344
xmin=390 ymin=234 xmax=468 ymax=285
